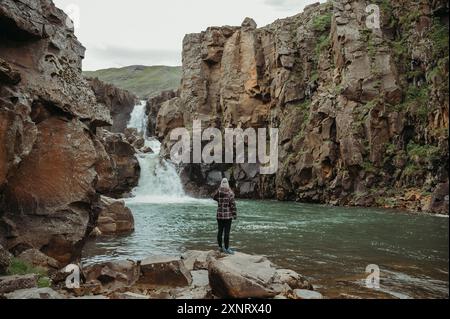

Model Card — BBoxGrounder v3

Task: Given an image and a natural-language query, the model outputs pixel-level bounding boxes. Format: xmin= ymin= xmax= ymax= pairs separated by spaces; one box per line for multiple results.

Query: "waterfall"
xmin=128 ymin=100 xmax=148 ymax=137
xmin=126 ymin=101 xmax=191 ymax=204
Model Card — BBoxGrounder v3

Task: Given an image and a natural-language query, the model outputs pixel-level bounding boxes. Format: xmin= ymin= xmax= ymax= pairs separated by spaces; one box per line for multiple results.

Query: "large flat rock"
xmin=208 ymin=252 xmax=312 ymax=299
xmin=137 ymin=256 xmax=192 ymax=288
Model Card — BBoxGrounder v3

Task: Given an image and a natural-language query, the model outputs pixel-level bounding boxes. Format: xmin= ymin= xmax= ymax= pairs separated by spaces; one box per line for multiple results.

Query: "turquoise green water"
xmin=82 ymin=199 xmax=449 ymax=299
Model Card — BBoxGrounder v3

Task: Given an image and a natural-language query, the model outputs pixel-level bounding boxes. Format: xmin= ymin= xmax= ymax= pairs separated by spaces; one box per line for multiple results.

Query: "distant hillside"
xmin=83 ymin=65 xmax=182 ymax=99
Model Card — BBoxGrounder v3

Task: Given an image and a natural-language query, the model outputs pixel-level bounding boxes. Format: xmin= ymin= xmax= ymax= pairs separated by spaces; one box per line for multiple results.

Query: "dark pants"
xmin=217 ymin=219 xmax=232 ymax=250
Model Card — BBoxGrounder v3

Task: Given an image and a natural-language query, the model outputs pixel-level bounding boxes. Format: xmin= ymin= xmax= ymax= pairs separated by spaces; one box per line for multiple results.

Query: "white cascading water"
xmin=126 ymin=101 xmax=191 ymax=204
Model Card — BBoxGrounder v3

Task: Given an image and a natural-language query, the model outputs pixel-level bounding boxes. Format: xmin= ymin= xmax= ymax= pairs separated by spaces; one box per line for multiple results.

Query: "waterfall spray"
xmin=126 ymin=101 xmax=193 ymax=204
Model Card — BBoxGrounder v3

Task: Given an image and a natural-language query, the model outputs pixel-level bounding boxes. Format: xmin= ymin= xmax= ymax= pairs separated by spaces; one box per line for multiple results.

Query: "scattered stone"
xmin=4 ymin=287 xmax=65 ymax=299
xmin=429 ymin=182 xmax=449 ymax=215
xmin=137 ymin=256 xmax=192 ymax=288
xmin=293 ymin=289 xmax=324 ymax=300
xmin=97 ymin=196 xmax=135 ymax=234
xmin=17 ymin=249 xmax=61 ymax=272
xmin=208 ymin=253 xmax=277 ymax=299
xmin=71 ymin=295 xmax=109 ymax=299
xmin=191 ymin=270 xmax=210 ymax=288
xmin=84 ymin=260 xmax=140 ymax=291
xmin=0 ymin=274 xmax=38 ymax=294
xmin=208 ymin=252 xmax=314 ymax=299
xmin=173 ymin=286 xmax=212 ymax=299
xmin=112 ymin=292 xmax=151 ymax=299
xmin=181 ymin=250 xmax=217 ymax=271
xmin=271 ymin=269 xmax=313 ymax=290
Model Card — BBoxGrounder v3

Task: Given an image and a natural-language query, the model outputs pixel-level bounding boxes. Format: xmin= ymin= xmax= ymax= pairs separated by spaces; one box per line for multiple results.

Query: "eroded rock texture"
xmin=87 ymin=77 xmax=138 ymax=133
xmin=0 ymin=0 xmax=138 ymax=264
xmin=156 ymin=1 xmax=449 ymax=213
xmin=146 ymin=89 xmax=178 ymax=137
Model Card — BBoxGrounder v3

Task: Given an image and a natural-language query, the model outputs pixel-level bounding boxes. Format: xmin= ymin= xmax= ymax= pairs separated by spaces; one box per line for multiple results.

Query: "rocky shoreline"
xmin=0 ymin=245 xmax=321 ymax=300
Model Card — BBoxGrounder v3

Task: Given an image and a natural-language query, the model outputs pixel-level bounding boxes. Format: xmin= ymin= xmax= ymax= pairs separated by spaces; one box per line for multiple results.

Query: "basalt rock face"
xmin=146 ymin=89 xmax=178 ymax=137
xmin=0 ymin=0 xmax=134 ymax=264
xmin=156 ymin=1 xmax=449 ymax=213
xmin=95 ymin=129 xmax=140 ymax=198
xmin=87 ymin=77 xmax=138 ymax=133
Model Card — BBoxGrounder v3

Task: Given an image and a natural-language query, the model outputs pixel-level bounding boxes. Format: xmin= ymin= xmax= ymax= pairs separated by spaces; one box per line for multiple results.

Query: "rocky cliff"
xmin=156 ymin=0 xmax=449 ymax=213
xmin=0 ymin=0 xmax=139 ymax=264
xmin=86 ymin=77 xmax=138 ymax=133
xmin=146 ymin=89 xmax=179 ymax=137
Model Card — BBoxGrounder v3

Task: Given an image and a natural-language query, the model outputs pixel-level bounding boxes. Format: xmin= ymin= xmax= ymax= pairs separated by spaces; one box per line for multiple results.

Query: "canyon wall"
xmin=0 ymin=0 xmax=138 ymax=264
xmin=156 ymin=0 xmax=449 ymax=213
xmin=87 ymin=77 xmax=138 ymax=133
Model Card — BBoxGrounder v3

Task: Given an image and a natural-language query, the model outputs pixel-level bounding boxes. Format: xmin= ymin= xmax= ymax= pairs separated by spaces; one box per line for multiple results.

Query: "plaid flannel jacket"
xmin=213 ymin=188 xmax=237 ymax=220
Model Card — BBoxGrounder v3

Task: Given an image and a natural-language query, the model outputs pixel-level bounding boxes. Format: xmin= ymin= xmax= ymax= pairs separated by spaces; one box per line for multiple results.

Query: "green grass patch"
xmin=375 ymin=0 xmax=395 ymax=28
xmin=7 ymin=258 xmax=47 ymax=277
xmin=362 ymin=161 xmax=377 ymax=174
xmin=315 ymin=35 xmax=331 ymax=59
xmin=7 ymin=258 xmax=52 ymax=288
xmin=84 ymin=65 xmax=182 ymax=99
xmin=37 ymin=276 xmax=51 ymax=288
xmin=309 ymin=71 xmax=319 ymax=85
xmin=429 ymin=18 xmax=449 ymax=59
xmin=399 ymin=10 xmax=421 ymax=26
xmin=385 ymin=142 xmax=397 ymax=156
xmin=407 ymin=142 xmax=440 ymax=161
xmin=312 ymin=13 xmax=332 ymax=33
xmin=403 ymin=163 xmax=420 ymax=177
xmin=393 ymin=85 xmax=430 ymax=121
xmin=295 ymin=99 xmax=312 ymax=111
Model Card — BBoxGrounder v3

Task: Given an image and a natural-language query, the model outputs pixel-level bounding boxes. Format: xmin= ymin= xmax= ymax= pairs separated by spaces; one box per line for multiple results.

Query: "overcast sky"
xmin=53 ymin=0 xmax=322 ymax=71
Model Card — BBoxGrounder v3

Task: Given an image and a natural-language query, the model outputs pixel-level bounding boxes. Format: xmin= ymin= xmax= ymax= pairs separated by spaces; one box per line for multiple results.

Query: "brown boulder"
xmin=0 ymin=274 xmax=37 ymax=294
xmin=429 ymin=182 xmax=449 ymax=214
xmin=16 ymin=249 xmax=61 ymax=272
xmin=83 ymin=260 xmax=140 ymax=292
xmin=146 ymin=90 xmax=178 ymax=137
xmin=97 ymin=196 xmax=135 ymax=234
xmin=292 ymin=289 xmax=324 ymax=299
xmin=208 ymin=256 xmax=276 ymax=299
xmin=181 ymin=250 xmax=218 ymax=271
xmin=96 ymin=129 xmax=140 ymax=198
xmin=111 ymin=291 xmax=150 ymax=299
xmin=208 ymin=252 xmax=312 ymax=299
xmin=137 ymin=256 xmax=192 ymax=288
xmin=0 ymin=0 xmax=137 ymax=269
xmin=1 ymin=118 xmax=99 ymax=265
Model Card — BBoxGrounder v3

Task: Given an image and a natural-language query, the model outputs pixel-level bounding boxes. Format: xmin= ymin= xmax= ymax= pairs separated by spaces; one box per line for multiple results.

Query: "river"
xmin=82 ymin=102 xmax=449 ymax=299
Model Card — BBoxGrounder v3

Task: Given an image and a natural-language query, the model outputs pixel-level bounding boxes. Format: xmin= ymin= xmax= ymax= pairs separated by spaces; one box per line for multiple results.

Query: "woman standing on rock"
xmin=213 ymin=178 xmax=237 ymax=255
